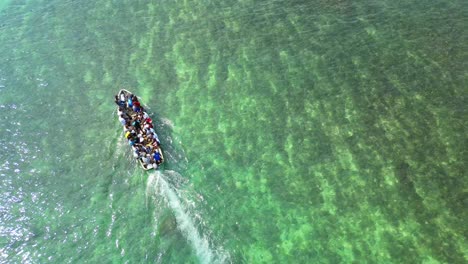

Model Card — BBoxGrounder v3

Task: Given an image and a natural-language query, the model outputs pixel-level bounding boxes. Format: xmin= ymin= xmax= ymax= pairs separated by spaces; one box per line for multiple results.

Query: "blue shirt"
xmin=153 ymin=152 xmax=161 ymax=161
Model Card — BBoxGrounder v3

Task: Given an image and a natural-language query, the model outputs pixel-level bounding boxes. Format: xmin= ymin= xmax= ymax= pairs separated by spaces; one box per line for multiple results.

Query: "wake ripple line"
xmin=146 ymin=171 xmax=230 ymax=264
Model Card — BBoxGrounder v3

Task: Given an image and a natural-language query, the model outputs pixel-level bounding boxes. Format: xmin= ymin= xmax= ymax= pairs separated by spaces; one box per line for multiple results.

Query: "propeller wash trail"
xmin=146 ymin=171 xmax=231 ymax=264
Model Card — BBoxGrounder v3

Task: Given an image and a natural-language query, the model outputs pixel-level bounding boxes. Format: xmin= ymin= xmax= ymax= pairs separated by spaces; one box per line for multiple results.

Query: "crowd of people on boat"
xmin=115 ymin=92 xmax=163 ymax=169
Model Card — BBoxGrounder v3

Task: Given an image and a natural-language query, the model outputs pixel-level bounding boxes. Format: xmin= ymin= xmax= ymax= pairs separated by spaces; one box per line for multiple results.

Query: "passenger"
xmin=132 ymin=119 xmax=141 ymax=131
xmin=125 ymin=130 xmax=132 ymax=139
xmin=138 ymin=146 xmax=147 ymax=157
xmin=133 ymin=97 xmax=144 ymax=111
xmin=119 ymin=114 xmax=126 ymax=125
xmin=118 ymin=107 xmax=130 ymax=119
xmin=145 ymin=137 xmax=153 ymax=147
xmin=141 ymin=155 xmax=148 ymax=164
xmin=133 ymin=104 xmax=141 ymax=113
xmin=144 ymin=144 xmax=153 ymax=153
xmin=131 ymin=144 xmax=138 ymax=152
xmin=135 ymin=113 xmax=143 ymax=122
xmin=127 ymin=96 xmax=133 ymax=108
xmin=142 ymin=154 xmax=151 ymax=164
xmin=152 ymin=140 xmax=159 ymax=148
xmin=153 ymin=151 xmax=162 ymax=164
xmin=132 ymin=145 xmax=140 ymax=158
xmin=147 ymin=122 xmax=154 ymax=129
xmin=119 ymin=96 xmax=126 ymax=107
xmin=138 ymin=134 xmax=145 ymax=143
xmin=143 ymin=112 xmax=149 ymax=120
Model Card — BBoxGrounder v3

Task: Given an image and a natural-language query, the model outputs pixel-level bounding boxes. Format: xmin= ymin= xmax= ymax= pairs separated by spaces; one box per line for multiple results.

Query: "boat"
xmin=115 ymin=89 xmax=164 ymax=170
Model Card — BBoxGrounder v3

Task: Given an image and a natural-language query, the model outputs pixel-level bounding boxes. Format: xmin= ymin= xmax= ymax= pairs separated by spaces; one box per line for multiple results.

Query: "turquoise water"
xmin=0 ymin=0 xmax=466 ymax=263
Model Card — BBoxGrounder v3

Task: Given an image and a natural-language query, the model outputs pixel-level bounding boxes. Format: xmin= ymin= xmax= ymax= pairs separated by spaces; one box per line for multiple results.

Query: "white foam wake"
xmin=146 ymin=171 xmax=230 ymax=264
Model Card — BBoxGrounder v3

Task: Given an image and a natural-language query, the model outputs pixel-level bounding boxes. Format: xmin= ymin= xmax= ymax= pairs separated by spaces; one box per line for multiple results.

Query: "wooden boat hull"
xmin=117 ymin=89 xmax=164 ymax=171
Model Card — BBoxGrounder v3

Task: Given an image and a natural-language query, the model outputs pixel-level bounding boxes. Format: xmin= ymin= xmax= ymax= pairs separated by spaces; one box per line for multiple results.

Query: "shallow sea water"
xmin=0 ymin=0 xmax=466 ymax=263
